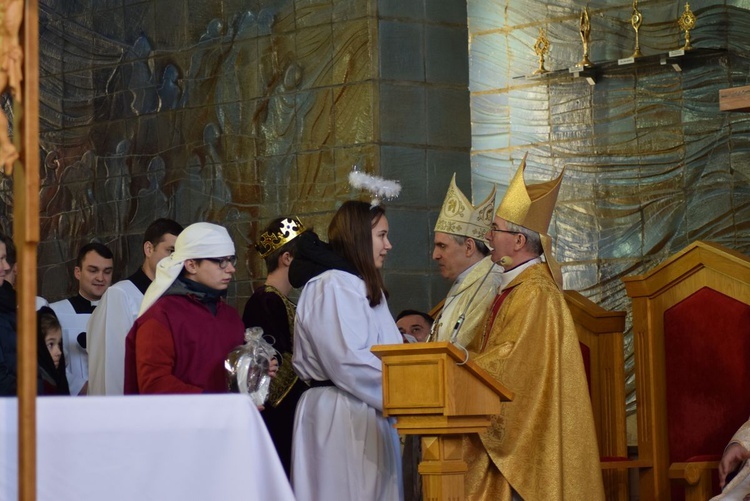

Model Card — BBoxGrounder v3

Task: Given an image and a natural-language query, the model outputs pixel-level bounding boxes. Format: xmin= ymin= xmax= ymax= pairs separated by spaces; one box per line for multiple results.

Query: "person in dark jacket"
xmin=243 ymin=216 xmax=308 ymax=477
xmin=37 ymin=306 xmax=70 ymax=395
xmin=0 ymin=233 xmax=17 ymax=395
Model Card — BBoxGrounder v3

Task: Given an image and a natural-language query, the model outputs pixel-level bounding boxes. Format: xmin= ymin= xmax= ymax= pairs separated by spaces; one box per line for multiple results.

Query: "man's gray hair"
xmin=506 ymin=221 xmax=543 ymax=256
xmin=449 ymin=234 xmax=491 ymax=257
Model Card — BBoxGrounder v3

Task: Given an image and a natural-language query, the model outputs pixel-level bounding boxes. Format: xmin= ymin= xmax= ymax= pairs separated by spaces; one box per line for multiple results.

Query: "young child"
xmin=37 ymin=306 xmax=69 ymax=395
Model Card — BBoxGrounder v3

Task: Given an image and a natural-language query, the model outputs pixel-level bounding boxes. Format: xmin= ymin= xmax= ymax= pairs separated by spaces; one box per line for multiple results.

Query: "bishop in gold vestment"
xmin=463 ymin=154 xmax=604 ymax=500
xmin=464 ymin=263 xmax=604 ymax=500
xmin=431 ymin=174 xmax=500 ymax=347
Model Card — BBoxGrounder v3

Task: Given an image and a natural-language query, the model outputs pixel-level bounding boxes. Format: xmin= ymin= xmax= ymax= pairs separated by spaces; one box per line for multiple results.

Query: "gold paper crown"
xmin=495 ymin=153 xmax=563 ymax=235
xmin=434 ymin=173 xmax=496 ymax=242
xmin=255 ymin=217 xmax=307 ymax=258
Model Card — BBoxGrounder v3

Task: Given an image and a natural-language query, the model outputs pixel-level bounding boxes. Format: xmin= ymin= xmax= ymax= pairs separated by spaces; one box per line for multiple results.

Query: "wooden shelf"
xmin=514 ymin=48 xmax=727 ymax=86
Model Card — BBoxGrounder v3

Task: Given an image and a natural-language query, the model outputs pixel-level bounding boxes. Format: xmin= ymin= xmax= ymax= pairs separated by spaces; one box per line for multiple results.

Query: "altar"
xmin=0 ymin=394 xmax=295 ymax=501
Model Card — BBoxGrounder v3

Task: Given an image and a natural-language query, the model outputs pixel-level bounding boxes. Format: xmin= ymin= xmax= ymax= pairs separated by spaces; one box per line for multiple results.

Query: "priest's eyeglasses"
xmin=204 ymin=255 xmax=237 ymax=269
xmin=490 ymin=228 xmax=520 ymax=235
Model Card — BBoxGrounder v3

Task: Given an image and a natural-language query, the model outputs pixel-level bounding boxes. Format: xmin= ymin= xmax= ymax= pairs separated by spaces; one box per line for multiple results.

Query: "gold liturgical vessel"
xmin=630 ymin=0 xmax=643 ymax=58
xmin=578 ymin=6 xmax=593 ymax=68
xmin=533 ymin=27 xmax=550 ymax=74
xmin=678 ymin=2 xmax=696 ymax=51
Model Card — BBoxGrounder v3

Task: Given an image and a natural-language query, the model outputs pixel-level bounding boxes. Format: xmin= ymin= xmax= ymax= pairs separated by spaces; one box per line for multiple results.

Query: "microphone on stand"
xmin=448 ymin=256 xmax=513 ymax=345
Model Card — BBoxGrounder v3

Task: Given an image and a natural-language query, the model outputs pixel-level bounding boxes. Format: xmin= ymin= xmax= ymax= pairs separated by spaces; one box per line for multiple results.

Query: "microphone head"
xmin=498 ymin=256 xmax=513 ymax=268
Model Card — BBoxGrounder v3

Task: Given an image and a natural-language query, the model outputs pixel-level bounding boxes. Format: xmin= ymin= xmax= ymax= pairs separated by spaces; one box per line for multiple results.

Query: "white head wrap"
xmin=138 ymin=222 xmax=236 ymax=317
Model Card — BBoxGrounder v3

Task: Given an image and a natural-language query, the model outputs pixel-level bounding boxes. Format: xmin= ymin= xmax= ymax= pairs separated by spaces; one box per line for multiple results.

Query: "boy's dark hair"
xmin=76 ymin=242 xmax=114 ymax=268
xmin=261 ymin=218 xmax=303 ymax=273
xmin=143 ymin=218 xmax=184 ymax=247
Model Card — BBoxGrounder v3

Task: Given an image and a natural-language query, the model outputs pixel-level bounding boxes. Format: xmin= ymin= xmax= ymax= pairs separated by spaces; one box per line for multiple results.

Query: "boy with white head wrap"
xmin=124 ymin=222 xmax=244 ymax=394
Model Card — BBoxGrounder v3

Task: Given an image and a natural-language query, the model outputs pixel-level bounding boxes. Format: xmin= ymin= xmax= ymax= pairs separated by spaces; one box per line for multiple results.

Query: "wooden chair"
xmin=623 ymin=241 xmax=750 ymax=500
xmin=565 ymin=290 xmax=632 ymax=501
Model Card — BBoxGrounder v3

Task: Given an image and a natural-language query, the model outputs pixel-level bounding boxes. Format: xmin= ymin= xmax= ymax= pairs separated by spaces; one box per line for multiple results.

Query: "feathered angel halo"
xmin=348 ymin=169 xmax=402 ymax=206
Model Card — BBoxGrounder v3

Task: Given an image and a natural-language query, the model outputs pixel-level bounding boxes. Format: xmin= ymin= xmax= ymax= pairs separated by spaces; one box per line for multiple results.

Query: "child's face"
xmin=44 ymin=328 xmax=63 ymax=369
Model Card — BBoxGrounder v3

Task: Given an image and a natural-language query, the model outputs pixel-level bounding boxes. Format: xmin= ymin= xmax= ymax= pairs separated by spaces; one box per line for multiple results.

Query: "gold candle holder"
xmin=630 ymin=0 xmax=643 ymax=58
xmin=533 ymin=27 xmax=550 ymax=75
xmin=578 ymin=6 xmax=593 ymax=67
xmin=678 ymin=2 xmax=696 ymax=51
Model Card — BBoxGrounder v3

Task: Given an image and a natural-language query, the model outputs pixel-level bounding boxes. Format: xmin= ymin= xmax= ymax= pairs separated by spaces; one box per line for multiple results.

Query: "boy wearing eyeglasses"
xmin=123 ymin=222 xmax=249 ymax=394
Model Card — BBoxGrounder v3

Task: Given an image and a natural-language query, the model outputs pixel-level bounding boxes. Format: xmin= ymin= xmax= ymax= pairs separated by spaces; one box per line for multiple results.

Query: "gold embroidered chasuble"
xmin=464 ymin=263 xmax=604 ymax=500
xmin=264 ymin=285 xmax=299 ymax=406
xmin=433 ymin=255 xmax=501 ymax=347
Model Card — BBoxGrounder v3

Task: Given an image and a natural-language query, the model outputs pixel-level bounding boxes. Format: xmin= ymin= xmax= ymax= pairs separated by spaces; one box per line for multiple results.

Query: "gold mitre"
xmin=496 ymin=153 xmax=563 ymax=234
xmin=434 ymin=173 xmax=496 ymax=242
xmin=496 ymin=153 xmax=565 ymax=288
xmin=255 ymin=217 xmax=307 ymax=258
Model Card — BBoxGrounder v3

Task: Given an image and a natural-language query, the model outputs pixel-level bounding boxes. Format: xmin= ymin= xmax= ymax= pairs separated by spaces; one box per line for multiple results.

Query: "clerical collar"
xmin=499 ymin=257 xmax=543 ymax=291
xmin=128 ymin=267 xmax=152 ymax=295
xmin=69 ymin=293 xmax=99 ymax=314
xmin=448 ymin=259 xmax=484 ymax=296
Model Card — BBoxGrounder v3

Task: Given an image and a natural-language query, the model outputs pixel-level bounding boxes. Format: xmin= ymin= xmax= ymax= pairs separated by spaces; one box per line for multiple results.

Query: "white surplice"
xmin=86 ymin=279 xmax=144 ymax=395
xmin=292 ymin=269 xmax=403 ymax=501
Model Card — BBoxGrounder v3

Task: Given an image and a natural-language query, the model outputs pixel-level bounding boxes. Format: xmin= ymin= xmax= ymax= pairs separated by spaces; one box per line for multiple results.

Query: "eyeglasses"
xmin=489 ymin=229 xmax=520 ymax=235
xmin=203 ymin=255 xmax=237 ymax=269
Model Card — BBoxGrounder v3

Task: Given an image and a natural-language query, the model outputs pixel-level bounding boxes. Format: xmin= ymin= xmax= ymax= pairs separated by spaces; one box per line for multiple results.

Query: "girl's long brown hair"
xmin=329 ymin=201 xmax=387 ymax=307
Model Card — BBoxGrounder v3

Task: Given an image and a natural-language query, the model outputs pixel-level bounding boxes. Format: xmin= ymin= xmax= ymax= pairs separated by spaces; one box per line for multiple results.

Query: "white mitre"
xmin=434 ymin=173 xmax=496 ymax=243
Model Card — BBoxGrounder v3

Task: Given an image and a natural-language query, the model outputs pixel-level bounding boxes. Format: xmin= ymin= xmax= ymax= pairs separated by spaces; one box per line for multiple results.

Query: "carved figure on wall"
xmin=130 ymin=155 xmax=168 ymax=230
xmin=101 ymin=139 xmax=132 ymax=237
xmin=49 ymin=150 xmax=96 ymax=253
xmin=157 ymin=64 xmax=181 ymax=111
xmin=216 ymin=11 xmax=257 ymax=148
xmin=257 ymin=9 xmax=275 ymax=35
xmin=259 ymin=62 xmax=303 ymax=156
xmin=180 ymin=19 xmax=228 ymax=110
xmin=174 ymin=153 xmax=209 ymax=224
xmin=0 ymin=0 xmax=23 ymax=175
xmin=40 ymin=149 xmax=61 ymax=216
xmin=200 ymin=122 xmax=231 ymax=222
xmin=125 ymin=35 xmax=159 ymax=115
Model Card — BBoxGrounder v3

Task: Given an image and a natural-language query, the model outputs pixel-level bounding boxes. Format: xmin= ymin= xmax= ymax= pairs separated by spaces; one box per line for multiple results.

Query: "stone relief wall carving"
xmin=0 ymin=1 xmax=378 ymax=302
xmin=0 ymin=0 xmax=467 ymax=319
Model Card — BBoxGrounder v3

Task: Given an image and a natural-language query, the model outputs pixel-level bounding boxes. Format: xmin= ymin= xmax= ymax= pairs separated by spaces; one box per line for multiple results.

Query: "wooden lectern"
xmin=372 ymin=341 xmax=513 ymax=501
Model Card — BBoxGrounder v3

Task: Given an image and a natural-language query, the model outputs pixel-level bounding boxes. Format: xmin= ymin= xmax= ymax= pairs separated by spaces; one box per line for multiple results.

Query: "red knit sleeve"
xmin=135 ymin=318 xmax=202 ymax=394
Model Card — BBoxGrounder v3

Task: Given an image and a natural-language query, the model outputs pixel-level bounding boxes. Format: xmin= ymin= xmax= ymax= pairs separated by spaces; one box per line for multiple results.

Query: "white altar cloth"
xmin=0 ymin=394 xmax=295 ymax=500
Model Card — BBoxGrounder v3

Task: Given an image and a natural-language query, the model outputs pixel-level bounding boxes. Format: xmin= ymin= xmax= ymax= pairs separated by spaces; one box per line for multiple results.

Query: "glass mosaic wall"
xmin=468 ymin=0 xmax=750 ymax=423
xmin=5 ymin=0 xmax=472 ymax=314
